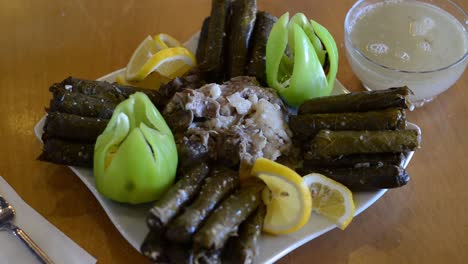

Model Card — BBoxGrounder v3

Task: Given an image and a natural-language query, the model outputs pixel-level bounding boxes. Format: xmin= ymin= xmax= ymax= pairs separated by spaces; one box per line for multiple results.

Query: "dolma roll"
xmin=308 ymin=130 xmax=420 ymax=159
xmin=197 ymin=17 xmax=211 ymax=63
xmin=140 ymin=231 xmax=169 ymax=263
xmin=38 ymin=138 xmax=93 ymax=167
xmin=165 ymin=242 xmax=195 ymax=264
xmin=163 ymin=109 xmax=194 ymax=134
xmin=193 ymin=249 xmax=222 ymax=264
xmin=226 ymin=0 xmax=257 ymax=79
xmin=147 ymin=162 xmax=210 ymax=230
xmin=109 ymin=84 xmax=165 ymax=107
xmin=154 ymin=70 xmax=206 ymax=109
xmin=52 ymin=76 xmax=168 ymax=104
xmin=303 ymin=153 xmax=406 ymax=168
xmin=246 ymin=12 xmax=277 ymax=86
xmin=142 ymin=231 xmax=196 ymax=263
xmin=290 ymin=108 xmax=406 ymax=140
xmin=199 ymin=0 xmax=232 ymax=82
xmin=166 ymin=167 xmax=240 ymax=243
xmin=176 ymin=136 xmax=210 ymax=169
xmin=304 ymin=165 xmax=410 ymax=190
xmin=298 ymin=87 xmax=412 ymax=114
xmin=223 ymin=203 xmax=266 ymax=264
xmin=42 ymin=112 xmax=108 ymax=143
xmin=50 ymin=76 xmax=171 ymax=110
xmin=49 ymin=91 xmax=116 ymax=119
xmin=50 ymin=77 xmax=127 ymax=103
xmin=193 ymin=179 xmax=265 ymax=250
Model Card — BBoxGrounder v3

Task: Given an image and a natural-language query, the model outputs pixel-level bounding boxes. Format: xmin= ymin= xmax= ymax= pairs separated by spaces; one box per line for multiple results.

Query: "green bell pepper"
xmin=266 ymin=12 xmax=339 ymax=107
xmin=94 ymin=92 xmax=178 ymax=204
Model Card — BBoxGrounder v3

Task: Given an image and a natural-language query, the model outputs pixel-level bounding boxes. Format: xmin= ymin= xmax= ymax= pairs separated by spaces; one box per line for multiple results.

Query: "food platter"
xmin=34 ymin=32 xmax=420 ymax=263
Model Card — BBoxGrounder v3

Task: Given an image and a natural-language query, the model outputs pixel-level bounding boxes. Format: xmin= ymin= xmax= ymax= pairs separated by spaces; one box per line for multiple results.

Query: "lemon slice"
xmin=126 ymin=36 xmax=161 ymax=80
xmin=116 ymin=73 xmax=171 ymax=90
xmin=126 ymin=37 xmax=195 ymax=81
xmin=149 ymin=47 xmax=196 ymax=79
xmin=251 ymin=158 xmax=312 ymax=235
xmin=115 ymin=74 xmax=128 ymax=85
xmin=153 ymin=33 xmax=182 ymax=50
xmin=303 ymin=173 xmax=355 ymax=230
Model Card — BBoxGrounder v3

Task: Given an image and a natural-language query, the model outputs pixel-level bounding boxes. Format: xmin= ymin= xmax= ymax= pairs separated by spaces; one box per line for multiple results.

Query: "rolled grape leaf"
xmin=298 ymin=87 xmax=412 ymax=114
xmin=141 ymin=231 xmax=195 ymax=263
xmin=290 ymin=108 xmax=406 ymax=140
xmin=193 ymin=179 xmax=265 ymax=250
xmin=166 ymin=167 xmax=240 ymax=243
xmin=165 ymin=242 xmax=195 ymax=264
xmin=210 ymin=131 xmax=242 ymax=168
xmin=140 ymin=231 xmax=168 ymax=263
xmin=223 ymin=203 xmax=266 ymax=264
xmin=49 ymin=91 xmax=116 ymax=119
xmin=147 ymin=162 xmax=210 ymax=231
xmin=199 ymin=0 xmax=232 ymax=82
xmin=308 ymin=129 xmax=420 ymax=159
xmin=153 ymin=70 xmax=206 ymax=109
xmin=193 ymin=248 xmax=222 ymax=264
xmin=50 ymin=77 xmax=127 ymax=103
xmin=196 ymin=17 xmax=211 ymax=63
xmin=226 ymin=0 xmax=257 ymax=79
xmin=50 ymin=76 xmax=166 ymax=106
xmin=163 ymin=109 xmax=194 ymax=134
xmin=38 ymin=138 xmax=93 ymax=168
xmin=303 ymin=165 xmax=410 ymax=190
xmin=246 ymin=12 xmax=278 ymax=86
xmin=176 ymin=136 xmax=210 ymax=169
xmin=48 ymin=75 xmax=206 ymax=116
xmin=303 ymin=153 xmax=406 ymax=169
xmin=49 ymin=76 xmax=196 ymax=113
xmin=42 ymin=112 xmax=108 ymax=143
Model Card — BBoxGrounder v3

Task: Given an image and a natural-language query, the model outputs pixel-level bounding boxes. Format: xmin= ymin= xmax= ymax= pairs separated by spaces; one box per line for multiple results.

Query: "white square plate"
xmin=34 ymin=32 xmax=420 ymax=264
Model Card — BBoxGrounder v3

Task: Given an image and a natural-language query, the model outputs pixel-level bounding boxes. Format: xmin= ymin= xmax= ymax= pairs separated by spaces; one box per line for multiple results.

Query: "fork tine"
xmin=0 ymin=196 xmax=15 ymax=224
xmin=0 ymin=196 xmax=8 ymax=207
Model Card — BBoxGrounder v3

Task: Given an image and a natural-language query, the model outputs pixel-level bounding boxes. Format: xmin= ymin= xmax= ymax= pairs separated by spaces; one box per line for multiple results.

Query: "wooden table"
xmin=1 ymin=0 xmax=467 ymax=263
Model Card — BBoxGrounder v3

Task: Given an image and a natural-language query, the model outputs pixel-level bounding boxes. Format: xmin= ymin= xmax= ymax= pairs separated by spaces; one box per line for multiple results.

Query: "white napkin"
xmin=0 ymin=176 xmax=96 ymax=264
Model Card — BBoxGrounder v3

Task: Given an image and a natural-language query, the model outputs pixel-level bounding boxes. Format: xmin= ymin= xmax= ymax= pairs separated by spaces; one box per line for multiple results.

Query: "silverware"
xmin=0 ymin=196 xmax=54 ymax=264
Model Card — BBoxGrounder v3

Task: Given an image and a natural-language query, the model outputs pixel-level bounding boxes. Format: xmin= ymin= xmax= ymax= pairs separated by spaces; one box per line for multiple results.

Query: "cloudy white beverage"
xmin=345 ymin=0 xmax=467 ymax=106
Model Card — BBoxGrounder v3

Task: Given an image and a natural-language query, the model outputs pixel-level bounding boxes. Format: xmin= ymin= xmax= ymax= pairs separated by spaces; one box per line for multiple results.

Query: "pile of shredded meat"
xmin=163 ymin=76 xmax=292 ymax=168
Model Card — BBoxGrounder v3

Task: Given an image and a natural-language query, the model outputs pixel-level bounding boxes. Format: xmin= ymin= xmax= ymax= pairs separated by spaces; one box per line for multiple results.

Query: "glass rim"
xmin=344 ymin=0 xmax=468 ymax=74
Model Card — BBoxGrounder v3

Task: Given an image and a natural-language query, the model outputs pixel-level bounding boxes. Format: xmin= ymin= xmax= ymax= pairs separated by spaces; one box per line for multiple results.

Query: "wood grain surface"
xmin=0 ymin=0 xmax=467 ymax=263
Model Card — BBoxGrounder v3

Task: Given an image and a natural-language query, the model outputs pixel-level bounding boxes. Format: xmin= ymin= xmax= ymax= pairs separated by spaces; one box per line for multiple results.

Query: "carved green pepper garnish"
xmin=266 ymin=12 xmax=339 ymax=107
xmin=94 ymin=92 xmax=178 ymax=204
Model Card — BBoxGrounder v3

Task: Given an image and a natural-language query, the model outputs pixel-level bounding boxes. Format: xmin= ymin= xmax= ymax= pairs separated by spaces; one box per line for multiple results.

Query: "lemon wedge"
xmin=153 ymin=33 xmax=182 ymax=50
xmin=126 ymin=36 xmax=196 ymax=81
xmin=251 ymin=158 xmax=312 ymax=235
xmin=303 ymin=173 xmax=355 ymax=230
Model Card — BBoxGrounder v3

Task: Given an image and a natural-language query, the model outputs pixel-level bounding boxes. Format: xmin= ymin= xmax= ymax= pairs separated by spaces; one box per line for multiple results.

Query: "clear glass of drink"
xmin=345 ymin=0 xmax=467 ymax=107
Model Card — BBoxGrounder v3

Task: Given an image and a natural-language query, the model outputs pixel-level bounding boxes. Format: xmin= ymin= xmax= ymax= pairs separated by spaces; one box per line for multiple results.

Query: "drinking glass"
xmin=344 ymin=0 xmax=467 ymax=107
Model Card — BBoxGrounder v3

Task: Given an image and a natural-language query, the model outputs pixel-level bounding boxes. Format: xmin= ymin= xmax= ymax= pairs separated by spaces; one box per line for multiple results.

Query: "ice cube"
xmin=367 ymin=43 xmax=389 ymax=55
xmin=410 ymin=17 xmax=435 ymax=36
xmin=418 ymin=40 xmax=432 ymax=52
xmin=395 ymin=50 xmax=410 ymax=62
